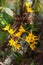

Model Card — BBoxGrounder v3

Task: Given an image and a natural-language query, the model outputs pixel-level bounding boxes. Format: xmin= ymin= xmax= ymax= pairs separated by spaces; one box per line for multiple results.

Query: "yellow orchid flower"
xmin=14 ymin=43 xmax=21 ymax=50
xmin=9 ymin=38 xmax=21 ymax=50
xmin=3 ymin=24 xmax=16 ymax=35
xmin=26 ymin=30 xmax=38 ymax=44
xmin=26 ymin=30 xmax=39 ymax=50
xmin=8 ymin=28 xmax=16 ymax=35
xmin=24 ymin=2 xmax=34 ymax=13
xmin=15 ymin=31 xmax=22 ymax=38
xmin=9 ymin=39 xmax=16 ymax=46
xmin=13 ymin=26 xmax=25 ymax=38
xmin=24 ymin=2 xmax=30 ymax=7
xmin=3 ymin=24 xmax=10 ymax=31
xmin=30 ymin=44 xmax=36 ymax=51
xmin=27 ymin=8 xmax=34 ymax=13
xmin=19 ymin=26 xmax=25 ymax=32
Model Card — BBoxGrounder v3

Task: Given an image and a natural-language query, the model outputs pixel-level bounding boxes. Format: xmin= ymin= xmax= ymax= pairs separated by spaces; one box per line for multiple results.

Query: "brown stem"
xmin=19 ymin=1 xmax=24 ymax=17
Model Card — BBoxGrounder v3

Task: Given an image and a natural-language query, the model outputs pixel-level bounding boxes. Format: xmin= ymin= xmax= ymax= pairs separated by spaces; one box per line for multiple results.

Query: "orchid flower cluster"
xmin=3 ymin=24 xmax=39 ymax=51
xmin=2 ymin=2 xmax=39 ymax=51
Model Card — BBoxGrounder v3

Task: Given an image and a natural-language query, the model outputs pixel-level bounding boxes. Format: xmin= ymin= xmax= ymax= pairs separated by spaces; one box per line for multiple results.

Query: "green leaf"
xmin=4 ymin=8 xmax=13 ymax=17
xmin=3 ymin=12 xmax=13 ymax=24
xmin=0 ymin=19 xmax=8 ymax=26
xmin=15 ymin=52 xmax=24 ymax=61
xmin=0 ymin=31 xmax=8 ymax=45
xmin=24 ymin=24 xmax=31 ymax=31
xmin=0 ymin=50 xmax=7 ymax=58
xmin=12 ymin=52 xmax=24 ymax=62
xmin=0 ymin=0 xmax=5 ymax=6
xmin=34 ymin=0 xmax=42 ymax=13
xmin=14 ymin=2 xmax=19 ymax=14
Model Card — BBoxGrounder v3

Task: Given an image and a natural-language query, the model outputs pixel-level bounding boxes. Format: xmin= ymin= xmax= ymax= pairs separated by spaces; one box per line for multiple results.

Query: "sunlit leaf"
xmin=4 ymin=8 xmax=14 ymax=17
